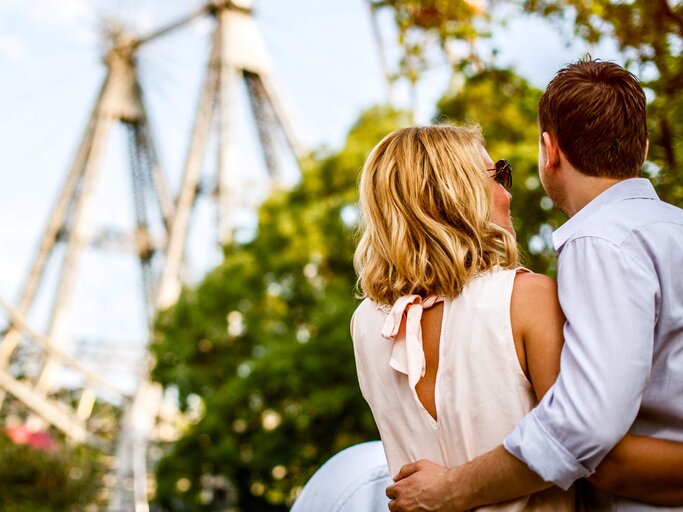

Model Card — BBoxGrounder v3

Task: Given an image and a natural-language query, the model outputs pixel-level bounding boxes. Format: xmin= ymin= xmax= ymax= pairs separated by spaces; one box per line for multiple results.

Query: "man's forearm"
xmin=452 ymin=445 xmax=552 ymax=509
xmin=388 ymin=446 xmax=553 ymax=512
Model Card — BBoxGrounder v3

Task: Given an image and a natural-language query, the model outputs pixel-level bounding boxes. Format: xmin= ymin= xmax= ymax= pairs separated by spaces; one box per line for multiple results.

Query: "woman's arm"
xmin=510 ymin=271 xmax=565 ymax=401
xmin=589 ymin=434 xmax=683 ymax=504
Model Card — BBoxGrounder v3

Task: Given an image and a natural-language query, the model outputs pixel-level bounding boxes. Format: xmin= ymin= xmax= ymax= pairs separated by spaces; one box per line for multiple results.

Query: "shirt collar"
xmin=552 ymin=178 xmax=659 ymax=251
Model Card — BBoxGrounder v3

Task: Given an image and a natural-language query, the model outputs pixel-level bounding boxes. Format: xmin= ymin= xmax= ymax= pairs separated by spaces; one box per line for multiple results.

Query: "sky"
xmin=0 ymin=0 xmax=621 ymax=391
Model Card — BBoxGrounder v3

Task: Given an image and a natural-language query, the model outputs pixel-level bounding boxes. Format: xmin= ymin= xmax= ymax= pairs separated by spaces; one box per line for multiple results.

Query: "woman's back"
xmin=352 ymin=268 xmax=574 ymax=511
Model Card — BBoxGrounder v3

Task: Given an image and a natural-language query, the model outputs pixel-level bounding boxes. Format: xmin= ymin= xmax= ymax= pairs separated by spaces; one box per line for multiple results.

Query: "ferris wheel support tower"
xmin=155 ymin=0 xmax=304 ymax=310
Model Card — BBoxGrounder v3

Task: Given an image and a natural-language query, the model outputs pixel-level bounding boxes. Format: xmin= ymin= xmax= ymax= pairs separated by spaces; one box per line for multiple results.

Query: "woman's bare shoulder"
xmin=510 ymin=272 xmax=563 ymax=347
xmin=512 ymin=271 xmax=558 ymax=304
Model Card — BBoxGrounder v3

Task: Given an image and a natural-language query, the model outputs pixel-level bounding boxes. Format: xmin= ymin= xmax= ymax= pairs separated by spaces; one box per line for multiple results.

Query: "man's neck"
xmin=562 ymin=173 xmax=627 ymax=218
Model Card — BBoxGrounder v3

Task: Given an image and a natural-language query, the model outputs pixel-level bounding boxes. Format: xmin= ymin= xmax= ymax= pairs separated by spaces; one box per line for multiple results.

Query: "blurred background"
xmin=0 ymin=0 xmax=680 ymax=510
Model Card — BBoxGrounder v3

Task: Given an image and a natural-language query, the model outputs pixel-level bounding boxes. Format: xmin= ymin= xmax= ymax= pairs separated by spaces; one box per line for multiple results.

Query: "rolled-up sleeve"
xmin=504 ymin=236 xmax=658 ymax=490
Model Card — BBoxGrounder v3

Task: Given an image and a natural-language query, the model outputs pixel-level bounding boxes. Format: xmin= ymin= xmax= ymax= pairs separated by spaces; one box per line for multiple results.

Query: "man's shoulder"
xmin=566 ymin=197 xmax=683 ymax=249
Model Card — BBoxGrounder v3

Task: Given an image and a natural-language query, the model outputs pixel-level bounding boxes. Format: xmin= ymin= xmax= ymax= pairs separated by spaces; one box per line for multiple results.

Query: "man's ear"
xmin=542 ymin=132 xmax=561 ymax=171
xmin=644 ymin=139 xmax=649 ymax=163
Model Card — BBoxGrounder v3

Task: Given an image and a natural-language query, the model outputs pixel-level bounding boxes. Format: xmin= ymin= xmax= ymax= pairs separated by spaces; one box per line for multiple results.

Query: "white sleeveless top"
xmin=351 ymin=268 xmax=574 ymax=511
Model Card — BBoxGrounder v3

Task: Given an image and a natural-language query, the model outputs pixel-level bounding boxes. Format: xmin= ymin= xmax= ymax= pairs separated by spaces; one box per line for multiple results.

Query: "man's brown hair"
xmin=538 ymin=58 xmax=648 ymax=178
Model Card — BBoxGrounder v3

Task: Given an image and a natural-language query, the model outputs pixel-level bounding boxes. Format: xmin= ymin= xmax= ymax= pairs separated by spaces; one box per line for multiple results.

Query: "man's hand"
xmin=384 ymin=446 xmax=552 ymax=511
xmin=385 ymin=460 xmax=466 ymax=512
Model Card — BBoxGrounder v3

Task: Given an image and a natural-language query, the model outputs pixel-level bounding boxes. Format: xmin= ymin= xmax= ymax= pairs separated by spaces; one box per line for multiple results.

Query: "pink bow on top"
xmin=381 ymin=295 xmax=444 ymax=390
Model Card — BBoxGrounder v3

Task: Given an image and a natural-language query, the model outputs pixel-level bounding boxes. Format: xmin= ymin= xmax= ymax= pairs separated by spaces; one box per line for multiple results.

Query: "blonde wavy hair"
xmin=354 ymin=124 xmax=519 ymax=305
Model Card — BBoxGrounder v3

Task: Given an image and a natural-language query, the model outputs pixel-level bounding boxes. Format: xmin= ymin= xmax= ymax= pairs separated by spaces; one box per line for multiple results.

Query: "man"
xmin=387 ymin=59 xmax=683 ymax=510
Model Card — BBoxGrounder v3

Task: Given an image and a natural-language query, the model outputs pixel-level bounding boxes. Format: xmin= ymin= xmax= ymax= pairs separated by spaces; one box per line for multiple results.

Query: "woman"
xmin=351 ymin=125 xmax=683 ymax=511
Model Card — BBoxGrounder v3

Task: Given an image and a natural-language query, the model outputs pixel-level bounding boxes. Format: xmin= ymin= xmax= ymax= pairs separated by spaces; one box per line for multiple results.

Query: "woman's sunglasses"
xmin=487 ymin=159 xmax=512 ymax=189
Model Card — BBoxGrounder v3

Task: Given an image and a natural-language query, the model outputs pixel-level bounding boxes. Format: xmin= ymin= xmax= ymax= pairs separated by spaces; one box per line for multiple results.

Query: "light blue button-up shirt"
xmin=504 ymin=178 xmax=683 ymax=511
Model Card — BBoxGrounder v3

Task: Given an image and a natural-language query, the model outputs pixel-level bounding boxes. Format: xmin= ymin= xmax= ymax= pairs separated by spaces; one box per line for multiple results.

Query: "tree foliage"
xmin=151 ymin=107 xmax=412 ymax=511
xmin=0 ymin=433 xmax=103 ymax=512
xmin=370 ymin=0 xmax=490 ymax=81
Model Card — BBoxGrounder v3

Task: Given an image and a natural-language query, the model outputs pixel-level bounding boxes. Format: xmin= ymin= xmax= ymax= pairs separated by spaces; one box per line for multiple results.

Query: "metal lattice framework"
xmin=0 ymin=1 xmax=302 ymax=510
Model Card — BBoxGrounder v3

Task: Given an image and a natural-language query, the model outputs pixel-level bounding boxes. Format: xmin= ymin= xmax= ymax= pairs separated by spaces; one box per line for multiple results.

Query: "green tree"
xmin=0 ymin=432 xmax=103 ymax=512
xmin=151 ymin=107 xmax=411 ymax=511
